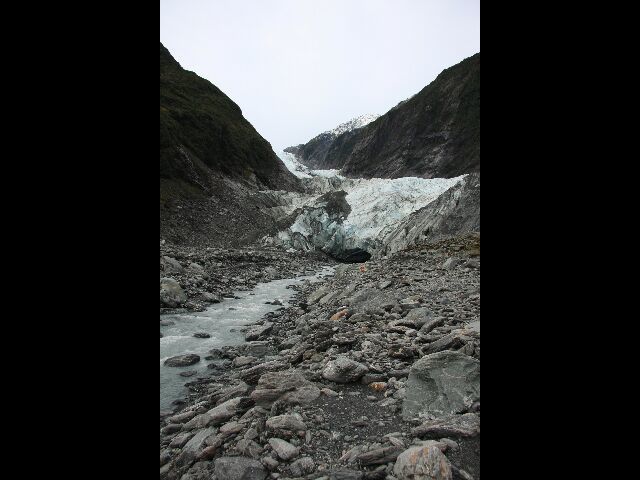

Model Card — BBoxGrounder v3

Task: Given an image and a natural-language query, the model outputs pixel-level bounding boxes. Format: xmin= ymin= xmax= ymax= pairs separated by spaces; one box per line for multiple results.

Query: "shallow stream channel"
xmin=160 ymin=266 xmax=334 ymax=410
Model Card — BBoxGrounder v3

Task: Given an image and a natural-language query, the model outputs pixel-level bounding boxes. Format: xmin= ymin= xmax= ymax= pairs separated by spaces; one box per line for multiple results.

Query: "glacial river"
xmin=160 ymin=266 xmax=334 ymax=410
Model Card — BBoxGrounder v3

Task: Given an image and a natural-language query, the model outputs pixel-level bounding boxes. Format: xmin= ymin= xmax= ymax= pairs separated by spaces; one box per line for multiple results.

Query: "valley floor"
xmin=160 ymin=233 xmax=480 ymax=480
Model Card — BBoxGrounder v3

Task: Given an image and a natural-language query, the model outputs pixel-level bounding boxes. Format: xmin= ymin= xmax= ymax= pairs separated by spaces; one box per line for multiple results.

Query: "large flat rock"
xmin=403 ymin=351 xmax=479 ymax=419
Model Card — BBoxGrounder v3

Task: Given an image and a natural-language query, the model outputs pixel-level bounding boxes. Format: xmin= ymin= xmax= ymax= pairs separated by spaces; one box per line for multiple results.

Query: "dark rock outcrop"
xmin=288 ymin=53 xmax=479 ymax=180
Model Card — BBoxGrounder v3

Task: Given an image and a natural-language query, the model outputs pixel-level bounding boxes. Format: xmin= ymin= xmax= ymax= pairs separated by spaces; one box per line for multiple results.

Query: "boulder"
xmin=354 ymin=445 xmax=404 ymax=465
xmin=174 ymin=427 xmax=217 ymax=467
xmin=268 ymin=438 xmax=299 ymax=460
xmin=239 ymin=361 xmax=288 ymax=385
xmin=403 ymin=351 xmax=479 ymax=419
xmin=245 ymin=322 xmax=273 ymax=341
xmin=205 ymin=397 xmax=250 ymax=426
xmin=344 ymin=288 xmax=397 ymax=314
xmin=288 ymin=457 xmax=315 ymax=477
xmin=393 ymin=445 xmax=452 ymax=480
xmin=421 ymin=329 xmax=477 ymax=355
xmin=251 ymin=370 xmax=320 ymax=407
xmin=160 ymin=277 xmax=187 ymax=307
xmin=265 ymin=414 xmax=306 ymax=435
xmin=161 ymin=256 xmax=184 ymax=274
xmin=322 ymin=356 xmax=369 ymax=383
xmin=411 ymin=413 xmax=480 ymax=439
xmin=404 ymin=307 xmax=433 ymax=327
xmin=213 ymin=456 xmax=267 ymax=480
xmin=164 ymin=354 xmax=200 ymax=367
xmin=419 ymin=317 xmax=446 ymax=335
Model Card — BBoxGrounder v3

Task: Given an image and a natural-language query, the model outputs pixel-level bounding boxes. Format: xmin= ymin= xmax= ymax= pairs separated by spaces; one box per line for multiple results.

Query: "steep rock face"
xmin=377 ymin=173 xmax=480 ymax=258
xmin=159 ymin=43 xmax=301 ymax=246
xmin=287 ymin=53 xmax=479 ymax=179
xmin=284 ymin=114 xmax=379 ymax=170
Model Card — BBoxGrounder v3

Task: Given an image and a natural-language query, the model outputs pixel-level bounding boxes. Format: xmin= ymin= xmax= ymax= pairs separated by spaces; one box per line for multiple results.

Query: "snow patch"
xmin=325 ymin=113 xmax=379 ymax=137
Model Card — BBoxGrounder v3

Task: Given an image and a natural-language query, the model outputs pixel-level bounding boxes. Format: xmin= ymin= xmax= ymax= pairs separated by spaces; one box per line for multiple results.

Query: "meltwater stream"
xmin=160 ymin=266 xmax=334 ymax=410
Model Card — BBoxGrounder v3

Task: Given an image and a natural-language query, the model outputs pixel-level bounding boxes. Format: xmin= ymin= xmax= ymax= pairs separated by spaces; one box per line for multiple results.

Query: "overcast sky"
xmin=160 ymin=0 xmax=480 ymax=152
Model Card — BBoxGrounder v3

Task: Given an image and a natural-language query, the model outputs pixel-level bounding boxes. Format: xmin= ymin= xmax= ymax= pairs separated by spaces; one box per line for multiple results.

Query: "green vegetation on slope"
xmin=160 ymin=43 xmax=299 ymax=197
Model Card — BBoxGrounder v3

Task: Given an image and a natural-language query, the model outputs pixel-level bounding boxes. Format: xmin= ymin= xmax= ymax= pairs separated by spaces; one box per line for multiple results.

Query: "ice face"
xmin=270 ymin=150 xmax=466 ymax=258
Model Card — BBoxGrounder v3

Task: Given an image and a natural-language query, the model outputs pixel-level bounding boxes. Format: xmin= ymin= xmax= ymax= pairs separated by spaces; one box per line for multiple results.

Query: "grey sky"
xmin=160 ymin=0 xmax=480 ymax=152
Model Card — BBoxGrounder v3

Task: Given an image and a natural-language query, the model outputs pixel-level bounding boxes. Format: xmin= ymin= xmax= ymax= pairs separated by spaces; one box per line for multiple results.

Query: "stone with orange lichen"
xmin=369 ymin=382 xmax=387 ymax=392
xmin=329 ymin=309 xmax=348 ymax=321
xmin=393 ymin=445 xmax=452 ymax=480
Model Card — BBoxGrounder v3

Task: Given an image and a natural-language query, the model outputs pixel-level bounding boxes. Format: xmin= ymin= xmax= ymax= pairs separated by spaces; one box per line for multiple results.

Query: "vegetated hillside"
xmin=160 ymin=43 xmax=301 ymax=246
xmin=160 ymin=42 xmax=299 ymax=195
xmin=287 ymin=53 xmax=479 ymax=179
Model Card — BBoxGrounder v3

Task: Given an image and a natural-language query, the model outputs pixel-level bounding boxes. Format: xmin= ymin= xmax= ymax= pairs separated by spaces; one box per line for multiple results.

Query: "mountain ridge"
xmin=286 ymin=53 xmax=480 ymax=179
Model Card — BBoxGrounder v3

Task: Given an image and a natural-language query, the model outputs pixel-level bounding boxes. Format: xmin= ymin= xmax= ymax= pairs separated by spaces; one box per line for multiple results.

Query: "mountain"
xmin=160 ymin=43 xmax=300 ymax=195
xmin=286 ymin=53 xmax=479 ymax=179
xmin=284 ymin=114 xmax=379 ymax=170
xmin=160 ymin=43 xmax=301 ymax=246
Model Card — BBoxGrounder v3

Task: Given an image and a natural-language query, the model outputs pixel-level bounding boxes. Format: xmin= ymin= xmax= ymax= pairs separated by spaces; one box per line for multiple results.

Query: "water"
xmin=160 ymin=266 xmax=334 ymax=410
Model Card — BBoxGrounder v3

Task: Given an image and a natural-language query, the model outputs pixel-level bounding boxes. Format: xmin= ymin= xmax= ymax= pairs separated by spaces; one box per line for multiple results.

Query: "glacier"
xmin=268 ymin=150 xmax=465 ymax=261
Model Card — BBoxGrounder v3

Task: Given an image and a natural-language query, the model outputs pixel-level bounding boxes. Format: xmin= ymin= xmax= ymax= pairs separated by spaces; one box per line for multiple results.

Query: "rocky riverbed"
xmin=160 ymin=242 xmax=337 ymax=313
xmin=160 ymin=233 xmax=480 ymax=480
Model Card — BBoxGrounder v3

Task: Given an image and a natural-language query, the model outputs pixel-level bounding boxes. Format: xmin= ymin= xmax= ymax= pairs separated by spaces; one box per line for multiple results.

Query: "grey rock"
xmin=308 ymin=285 xmax=331 ymax=304
xmin=316 ymin=469 xmax=364 ymax=480
xmin=289 ymin=457 xmax=315 ymax=476
xmin=322 ymin=356 xmax=369 ymax=383
xmin=233 ymin=356 xmax=257 ymax=367
xmin=161 ymin=256 xmax=184 ymax=274
xmin=161 ymin=423 xmax=182 ymax=435
xmin=412 ymin=413 xmax=480 ymax=439
xmin=354 ymin=445 xmax=404 ymax=465
xmin=175 ymin=427 xmax=217 ymax=466
xmin=205 ymin=397 xmax=246 ymax=426
xmin=347 ymin=313 xmax=371 ymax=323
xmin=419 ymin=317 xmax=446 ymax=335
xmin=201 ymin=292 xmax=221 ymax=303
xmin=403 ymin=351 xmax=480 ymax=419
xmin=265 ymin=414 xmax=306 ymax=434
xmin=160 ymin=277 xmax=187 ymax=307
xmin=245 ymin=322 xmax=273 ymax=341
xmin=219 ymin=421 xmax=243 ymax=435
xmin=167 ymin=410 xmax=197 ymax=424
xmin=164 ymin=354 xmax=200 ymax=367
xmin=268 ymin=438 xmax=299 ymax=460
xmin=442 ymin=257 xmax=462 ymax=270
xmin=464 ymin=259 xmax=480 ymax=269
xmin=235 ymin=439 xmax=264 ymax=459
xmin=239 ymin=361 xmax=289 ymax=385
xmin=251 ymin=370 xmax=320 ymax=407
xmin=213 ymin=456 xmax=267 ymax=480
xmin=169 ymin=432 xmax=193 ymax=448
xmin=345 ymin=288 xmax=397 ymax=314
xmin=404 ymin=307 xmax=432 ymax=327
xmin=279 ymin=335 xmax=303 ymax=350
xmin=214 ymin=381 xmax=251 ymax=405
xmin=239 ymin=341 xmax=276 ymax=358
xmin=421 ymin=329 xmax=476 ymax=355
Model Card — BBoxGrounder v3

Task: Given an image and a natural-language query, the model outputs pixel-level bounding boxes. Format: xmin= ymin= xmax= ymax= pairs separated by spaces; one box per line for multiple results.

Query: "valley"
xmin=160 ymin=42 xmax=480 ymax=480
